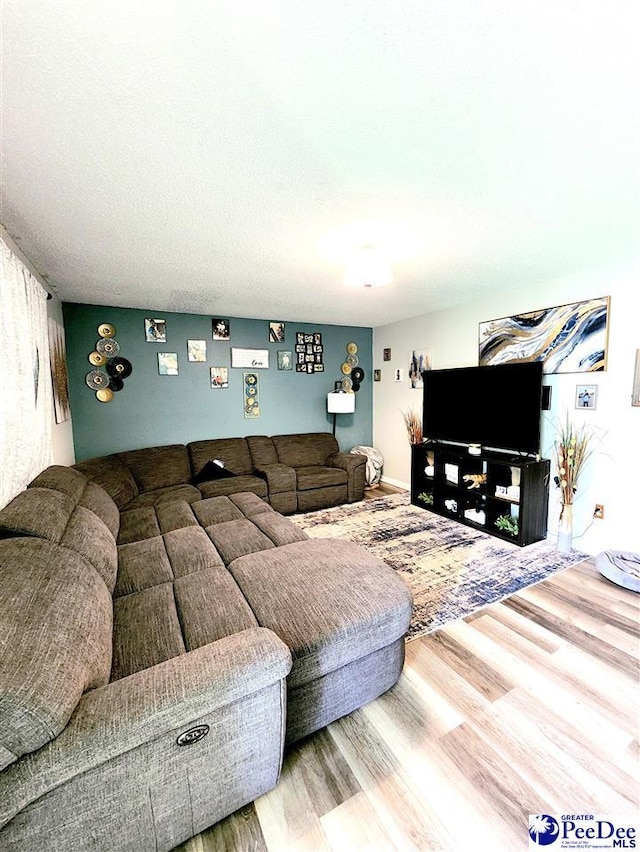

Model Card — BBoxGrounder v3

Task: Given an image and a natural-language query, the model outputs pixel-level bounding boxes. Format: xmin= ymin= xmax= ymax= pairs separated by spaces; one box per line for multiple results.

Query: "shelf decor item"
xmin=553 ymin=415 xmax=594 ymax=552
xmin=402 ymin=409 xmax=423 ymax=445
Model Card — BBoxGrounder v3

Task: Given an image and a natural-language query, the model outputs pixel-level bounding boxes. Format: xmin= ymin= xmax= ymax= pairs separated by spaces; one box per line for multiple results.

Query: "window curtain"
xmin=0 ymin=236 xmax=53 ymax=508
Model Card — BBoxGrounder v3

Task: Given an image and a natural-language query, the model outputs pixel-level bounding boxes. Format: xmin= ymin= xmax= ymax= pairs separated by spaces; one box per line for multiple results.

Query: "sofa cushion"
xmin=118 ymin=445 xmax=191 ymax=493
xmin=188 ymin=438 xmax=253 ymax=477
xmin=206 ymin=519 xmax=276 ymax=565
xmin=0 ymin=488 xmax=75 ymax=543
xmin=117 ymin=507 xmax=161 ymax=544
xmin=0 ymin=538 xmax=113 ymax=769
xmin=272 ymin=433 xmax=339 ymax=468
xmin=197 ymin=475 xmax=268 ymax=500
xmin=61 ymin=506 xmax=118 ymax=593
xmin=227 ymin=538 xmax=412 ymax=690
xmin=246 ymin=435 xmax=279 ymax=467
xmin=123 ymin=483 xmax=202 ymax=509
xmin=78 ymin=481 xmax=120 ymax=539
xmin=73 ymin=454 xmax=139 ymax=509
xmin=28 ymin=465 xmax=88 ymax=502
xmin=174 ymin=567 xmax=259 ymax=649
xmin=111 ymin=584 xmax=186 ymax=681
xmin=295 ymin=465 xmax=348 ymax=491
xmin=115 ymin=537 xmax=174 ymax=597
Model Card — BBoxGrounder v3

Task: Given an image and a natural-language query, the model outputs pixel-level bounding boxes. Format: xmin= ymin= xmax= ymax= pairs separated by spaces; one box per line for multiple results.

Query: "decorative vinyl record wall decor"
xmin=85 ymin=323 xmax=133 ymax=403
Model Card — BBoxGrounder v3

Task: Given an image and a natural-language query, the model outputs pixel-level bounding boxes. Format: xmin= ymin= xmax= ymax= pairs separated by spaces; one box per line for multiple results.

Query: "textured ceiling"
xmin=1 ymin=0 xmax=638 ymax=327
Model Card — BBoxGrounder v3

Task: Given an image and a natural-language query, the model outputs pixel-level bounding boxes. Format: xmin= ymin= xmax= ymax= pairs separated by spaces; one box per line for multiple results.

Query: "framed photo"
xmin=277 ymin=350 xmax=292 ymax=370
xmin=187 ymin=340 xmax=207 ymax=362
xmin=479 ymin=296 xmax=610 ymax=373
xmin=210 ymin=367 xmax=229 ymax=388
xmin=212 ymin=318 xmax=230 ymax=340
xmin=158 ymin=352 xmax=178 ymax=375
xmin=269 ymin=321 xmax=285 ymax=343
xmin=409 ymin=349 xmax=432 ymax=388
xmin=575 ymin=384 xmax=597 ymax=409
xmin=145 ymin=318 xmax=167 ymax=342
xmin=394 ymin=368 xmax=404 ymax=382
xmin=383 ymin=348 xmax=391 ymax=361
xmin=230 ymin=347 xmax=269 ymax=368
xmin=374 ymin=369 xmax=382 ymax=382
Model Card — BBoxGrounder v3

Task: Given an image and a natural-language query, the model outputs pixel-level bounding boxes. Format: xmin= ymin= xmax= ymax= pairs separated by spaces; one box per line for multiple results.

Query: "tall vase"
xmin=557 ymin=503 xmax=573 ymax=553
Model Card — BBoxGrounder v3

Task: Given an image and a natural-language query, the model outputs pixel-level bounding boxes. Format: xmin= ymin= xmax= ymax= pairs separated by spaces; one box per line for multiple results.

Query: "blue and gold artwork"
xmin=479 ymin=296 xmax=610 ymax=373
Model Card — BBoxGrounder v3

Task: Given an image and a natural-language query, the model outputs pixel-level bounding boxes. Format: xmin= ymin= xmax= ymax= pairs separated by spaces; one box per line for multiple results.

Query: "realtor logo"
xmin=529 ymin=814 xmax=638 ymax=850
xmin=529 ymin=815 xmax=560 ymax=846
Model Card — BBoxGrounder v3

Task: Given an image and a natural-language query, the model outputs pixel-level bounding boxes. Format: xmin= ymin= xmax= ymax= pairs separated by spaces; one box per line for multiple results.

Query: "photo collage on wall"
xmin=295 ymin=332 xmax=324 ymax=374
xmin=139 ymin=317 xmax=326 ymax=418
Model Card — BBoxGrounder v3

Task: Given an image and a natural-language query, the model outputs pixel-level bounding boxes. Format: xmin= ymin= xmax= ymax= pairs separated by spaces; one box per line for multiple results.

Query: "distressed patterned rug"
xmin=293 ymin=492 xmax=588 ymax=641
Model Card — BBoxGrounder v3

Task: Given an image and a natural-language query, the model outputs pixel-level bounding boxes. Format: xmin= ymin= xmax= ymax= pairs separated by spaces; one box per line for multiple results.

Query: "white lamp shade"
xmin=327 ymin=392 xmax=355 ymax=414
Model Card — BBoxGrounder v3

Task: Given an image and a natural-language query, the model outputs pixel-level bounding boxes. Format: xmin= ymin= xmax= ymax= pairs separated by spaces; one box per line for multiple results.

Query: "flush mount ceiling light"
xmin=343 ymin=244 xmax=392 ymax=288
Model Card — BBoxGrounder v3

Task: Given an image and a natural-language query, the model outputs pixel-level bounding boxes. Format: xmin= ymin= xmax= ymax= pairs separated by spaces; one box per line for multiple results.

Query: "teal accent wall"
xmin=63 ymin=303 xmax=373 ymax=461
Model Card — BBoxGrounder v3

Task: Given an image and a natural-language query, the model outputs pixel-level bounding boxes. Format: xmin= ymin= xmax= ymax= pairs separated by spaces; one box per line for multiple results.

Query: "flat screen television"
xmin=421 ymin=362 xmax=543 ymax=456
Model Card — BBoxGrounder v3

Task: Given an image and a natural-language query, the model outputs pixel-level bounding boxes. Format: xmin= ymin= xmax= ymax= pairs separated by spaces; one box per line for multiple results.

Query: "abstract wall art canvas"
xmin=478 ymin=296 xmax=610 ymax=373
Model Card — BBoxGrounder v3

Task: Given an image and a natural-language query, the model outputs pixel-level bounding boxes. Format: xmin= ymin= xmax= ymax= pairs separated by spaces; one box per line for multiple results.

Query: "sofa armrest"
xmin=326 ymin=452 xmax=366 ymax=474
xmin=0 ymin=628 xmax=292 ymax=830
xmin=254 ymin=463 xmax=296 ymax=495
xmin=326 ymin=452 xmax=367 ymax=502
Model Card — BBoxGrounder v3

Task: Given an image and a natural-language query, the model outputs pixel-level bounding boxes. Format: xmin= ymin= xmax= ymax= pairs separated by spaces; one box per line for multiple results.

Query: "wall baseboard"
xmin=380 ymin=475 xmax=409 ymax=491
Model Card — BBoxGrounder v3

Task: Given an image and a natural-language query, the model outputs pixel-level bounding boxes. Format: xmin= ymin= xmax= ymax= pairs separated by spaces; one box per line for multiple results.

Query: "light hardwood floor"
xmin=176 ymin=534 xmax=639 ymax=851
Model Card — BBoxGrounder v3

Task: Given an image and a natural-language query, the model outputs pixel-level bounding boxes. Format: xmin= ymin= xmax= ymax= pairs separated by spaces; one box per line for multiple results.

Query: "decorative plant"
xmin=402 ymin=409 xmax=423 ymax=444
xmin=553 ymin=414 xmax=594 ymax=517
xmin=417 ymin=491 xmax=433 ymax=505
xmin=495 ymin=514 xmax=519 ymax=537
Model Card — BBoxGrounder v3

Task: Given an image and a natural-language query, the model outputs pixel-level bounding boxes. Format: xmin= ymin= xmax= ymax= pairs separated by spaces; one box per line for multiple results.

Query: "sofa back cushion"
xmin=0 ymin=488 xmax=118 ymax=593
xmin=188 ymin=438 xmax=253 ymax=478
xmin=30 ymin=465 xmax=120 ymax=539
xmin=246 ymin=435 xmax=278 ymax=468
xmin=0 ymin=537 xmax=113 ymax=769
xmin=118 ymin=445 xmax=190 ymax=493
xmin=272 ymin=433 xmax=339 ymax=468
xmin=74 ymin=454 xmax=139 ymax=509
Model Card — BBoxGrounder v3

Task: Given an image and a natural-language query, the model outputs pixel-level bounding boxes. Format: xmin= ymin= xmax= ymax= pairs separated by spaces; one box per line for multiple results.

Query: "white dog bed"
xmin=595 ymin=550 xmax=640 ymax=593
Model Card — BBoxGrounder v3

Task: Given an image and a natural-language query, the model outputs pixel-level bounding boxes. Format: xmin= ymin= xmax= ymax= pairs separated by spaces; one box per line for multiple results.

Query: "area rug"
xmin=292 ymin=492 xmax=588 ymax=641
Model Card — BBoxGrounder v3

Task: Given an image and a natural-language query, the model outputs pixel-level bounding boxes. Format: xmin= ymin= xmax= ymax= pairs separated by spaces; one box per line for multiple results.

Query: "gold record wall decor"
xmin=85 ymin=323 xmax=133 ymax=402
xmin=335 ymin=342 xmax=365 ymax=394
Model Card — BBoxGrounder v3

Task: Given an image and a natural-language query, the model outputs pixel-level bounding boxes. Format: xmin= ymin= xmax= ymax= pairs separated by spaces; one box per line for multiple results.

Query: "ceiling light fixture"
xmin=344 ymin=244 xmax=392 ymax=288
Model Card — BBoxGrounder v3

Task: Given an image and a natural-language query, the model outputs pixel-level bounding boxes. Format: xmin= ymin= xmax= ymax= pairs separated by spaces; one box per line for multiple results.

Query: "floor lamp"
xmin=327 ymin=390 xmax=355 ymax=436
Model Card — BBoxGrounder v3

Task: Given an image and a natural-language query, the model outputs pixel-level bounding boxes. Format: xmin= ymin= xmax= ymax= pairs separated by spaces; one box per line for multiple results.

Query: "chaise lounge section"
xmin=0 ymin=463 xmax=411 ymax=851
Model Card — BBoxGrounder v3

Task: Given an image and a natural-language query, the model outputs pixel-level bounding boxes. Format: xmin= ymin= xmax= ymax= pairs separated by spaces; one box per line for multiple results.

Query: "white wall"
xmin=373 ymin=261 xmax=639 ymax=556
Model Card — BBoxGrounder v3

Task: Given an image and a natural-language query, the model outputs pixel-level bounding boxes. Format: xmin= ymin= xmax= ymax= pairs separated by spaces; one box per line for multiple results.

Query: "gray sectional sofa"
xmin=73 ymin=431 xmax=367 ymax=515
xmin=0 ymin=460 xmax=412 ymax=851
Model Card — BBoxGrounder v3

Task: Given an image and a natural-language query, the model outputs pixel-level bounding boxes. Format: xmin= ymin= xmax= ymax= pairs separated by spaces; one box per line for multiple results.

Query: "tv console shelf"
xmin=411 ymin=442 xmax=550 ymax=547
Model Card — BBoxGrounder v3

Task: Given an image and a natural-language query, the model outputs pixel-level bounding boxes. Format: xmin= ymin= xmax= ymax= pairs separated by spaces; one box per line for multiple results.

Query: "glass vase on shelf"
xmin=557 ymin=502 xmax=573 ymax=553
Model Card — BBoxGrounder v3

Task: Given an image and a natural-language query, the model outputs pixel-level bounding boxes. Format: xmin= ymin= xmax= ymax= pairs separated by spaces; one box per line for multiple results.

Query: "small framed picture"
xmin=212 ymin=319 xmax=230 ymax=340
xmin=269 ymin=321 xmax=285 ymax=343
xmin=394 ymin=368 xmax=404 ymax=382
xmin=277 ymin=351 xmax=292 ymax=370
xmin=383 ymin=348 xmax=391 ymax=361
xmin=374 ymin=369 xmax=382 ymax=382
xmin=575 ymin=384 xmax=597 ymax=409
xmin=187 ymin=340 xmax=207 ymax=362
xmin=210 ymin=366 xmax=229 ymax=388
xmin=158 ymin=352 xmax=178 ymax=375
xmin=145 ymin=318 xmax=167 ymax=342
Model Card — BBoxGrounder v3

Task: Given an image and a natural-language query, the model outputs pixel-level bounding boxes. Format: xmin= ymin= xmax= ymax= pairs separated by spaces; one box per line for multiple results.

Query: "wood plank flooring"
xmin=175 ymin=558 xmax=639 ymax=852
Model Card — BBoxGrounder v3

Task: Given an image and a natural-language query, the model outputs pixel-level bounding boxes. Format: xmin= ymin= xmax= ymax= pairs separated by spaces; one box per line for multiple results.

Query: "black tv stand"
xmin=411 ymin=442 xmax=550 ymax=547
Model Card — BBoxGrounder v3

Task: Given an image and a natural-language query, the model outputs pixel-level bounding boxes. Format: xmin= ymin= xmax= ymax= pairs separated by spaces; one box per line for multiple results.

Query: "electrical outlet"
xmin=594 ymin=504 xmax=605 ymax=519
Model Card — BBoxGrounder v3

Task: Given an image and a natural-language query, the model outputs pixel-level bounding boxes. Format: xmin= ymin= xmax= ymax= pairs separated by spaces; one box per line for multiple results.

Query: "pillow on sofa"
xmin=193 ymin=460 xmax=236 ymax=484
